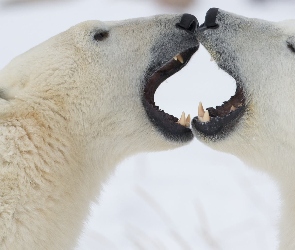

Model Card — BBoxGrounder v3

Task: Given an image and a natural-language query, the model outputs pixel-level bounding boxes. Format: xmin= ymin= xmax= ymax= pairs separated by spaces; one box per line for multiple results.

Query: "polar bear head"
xmin=192 ymin=8 xmax=295 ymax=177
xmin=0 ymin=14 xmax=198 ymax=158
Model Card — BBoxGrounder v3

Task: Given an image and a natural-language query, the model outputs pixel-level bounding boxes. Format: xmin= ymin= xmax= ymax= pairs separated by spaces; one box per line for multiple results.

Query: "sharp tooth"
xmin=173 ymin=56 xmax=178 ymax=61
xmin=230 ymin=105 xmax=236 ymax=112
xmin=177 ymin=112 xmax=186 ymax=126
xmin=180 ymin=112 xmax=186 ymax=126
xmin=203 ymin=110 xmax=210 ymax=123
xmin=198 ymin=102 xmax=205 ymax=118
xmin=185 ymin=114 xmax=191 ymax=127
xmin=177 ymin=54 xmax=184 ymax=64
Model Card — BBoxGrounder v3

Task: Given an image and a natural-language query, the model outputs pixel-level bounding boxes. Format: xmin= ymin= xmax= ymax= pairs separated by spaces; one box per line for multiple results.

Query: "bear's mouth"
xmin=190 ymin=8 xmax=248 ymax=140
xmin=142 ymin=46 xmax=198 ymax=142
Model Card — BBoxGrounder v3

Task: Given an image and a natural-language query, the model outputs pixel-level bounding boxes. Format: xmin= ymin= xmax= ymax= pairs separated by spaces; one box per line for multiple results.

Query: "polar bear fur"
xmin=0 ymin=16 xmax=197 ymax=249
xmin=193 ymin=9 xmax=295 ymax=250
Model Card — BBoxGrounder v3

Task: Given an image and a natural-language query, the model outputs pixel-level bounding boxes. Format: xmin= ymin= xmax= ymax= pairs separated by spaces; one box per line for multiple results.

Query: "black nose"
xmin=176 ymin=14 xmax=198 ymax=34
xmin=201 ymin=8 xmax=219 ymax=29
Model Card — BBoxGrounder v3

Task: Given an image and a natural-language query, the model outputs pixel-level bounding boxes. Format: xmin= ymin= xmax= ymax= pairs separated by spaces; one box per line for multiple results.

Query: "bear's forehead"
xmin=70 ymin=20 xmax=109 ymax=33
xmin=277 ymin=20 xmax=295 ymax=34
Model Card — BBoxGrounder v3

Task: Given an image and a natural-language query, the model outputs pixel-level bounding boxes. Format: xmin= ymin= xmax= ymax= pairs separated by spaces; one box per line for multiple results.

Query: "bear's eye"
xmin=287 ymin=42 xmax=295 ymax=53
xmin=94 ymin=31 xmax=109 ymax=41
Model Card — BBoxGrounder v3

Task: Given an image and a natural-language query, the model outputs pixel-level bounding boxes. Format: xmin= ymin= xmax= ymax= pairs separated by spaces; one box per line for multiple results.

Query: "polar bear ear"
xmin=287 ymin=36 xmax=295 ymax=53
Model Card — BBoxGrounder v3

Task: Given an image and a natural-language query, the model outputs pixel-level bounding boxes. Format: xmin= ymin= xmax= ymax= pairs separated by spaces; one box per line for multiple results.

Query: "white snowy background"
xmin=1 ymin=0 xmax=293 ymax=249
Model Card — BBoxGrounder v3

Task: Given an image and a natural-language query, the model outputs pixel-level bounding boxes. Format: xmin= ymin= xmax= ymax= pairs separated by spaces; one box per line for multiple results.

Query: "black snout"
xmin=176 ymin=14 xmax=198 ymax=34
xmin=200 ymin=8 xmax=219 ymax=30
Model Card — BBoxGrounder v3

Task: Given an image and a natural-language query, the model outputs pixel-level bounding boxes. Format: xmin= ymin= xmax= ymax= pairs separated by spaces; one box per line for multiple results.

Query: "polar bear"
xmin=0 ymin=14 xmax=198 ymax=249
xmin=192 ymin=8 xmax=295 ymax=249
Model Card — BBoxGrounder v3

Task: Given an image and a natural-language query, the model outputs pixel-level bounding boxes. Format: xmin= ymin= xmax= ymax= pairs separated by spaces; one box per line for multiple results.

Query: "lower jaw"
xmin=143 ymin=99 xmax=194 ymax=143
xmin=191 ymin=105 xmax=246 ymax=141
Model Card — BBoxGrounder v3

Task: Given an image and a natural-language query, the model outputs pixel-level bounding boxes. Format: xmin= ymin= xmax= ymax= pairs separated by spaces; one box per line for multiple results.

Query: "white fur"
xmin=195 ymin=10 xmax=295 ymax=249
xmin=0 ymin=15 xmax=192 ymax=249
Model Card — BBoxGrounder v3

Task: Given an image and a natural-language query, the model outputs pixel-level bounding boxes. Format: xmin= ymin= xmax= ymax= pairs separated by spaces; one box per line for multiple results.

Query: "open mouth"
xmin=191 ymin=8 xmax=247 ymax=140
xmin=142 ymin=46 xmax=198 ymax=142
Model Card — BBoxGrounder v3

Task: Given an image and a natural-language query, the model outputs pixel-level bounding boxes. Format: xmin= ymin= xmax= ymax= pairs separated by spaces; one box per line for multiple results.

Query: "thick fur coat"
xmin=0 ymin=15 xmax=198 ymax=249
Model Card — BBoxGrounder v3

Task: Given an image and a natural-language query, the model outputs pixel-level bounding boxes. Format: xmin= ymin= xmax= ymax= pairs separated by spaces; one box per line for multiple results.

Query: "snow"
xmin=1 ymin=0 xmax=293 ymax=249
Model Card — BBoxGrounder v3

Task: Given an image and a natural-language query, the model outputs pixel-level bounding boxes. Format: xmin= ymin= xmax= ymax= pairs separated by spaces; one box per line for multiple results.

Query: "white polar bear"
xmin=192 ymin=8 xmax=295 ymax=250
xmin=0 ymin=14 xmax=198 ymax=249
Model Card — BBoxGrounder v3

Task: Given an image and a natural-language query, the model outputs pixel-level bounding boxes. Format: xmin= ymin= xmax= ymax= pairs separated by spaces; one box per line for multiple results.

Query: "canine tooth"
xmin=230 ymin=105 xmax=236 ymax=112
xmin=203 ymin=110 xmax=210 ymax=123
xmin=180 ymin=112 xmax=186 ymax=125
xmin=185 ymin=114 xmax=191 ymax=127
xmin=198 ymin=102 xmax=205 ymax=118
xmin=173 ymin=56 xmax=178 ymax=61
xmin=177 ymin=112 xmax=186 ymax=126
xmin=177 ymin=54 xmax=184 ymax=64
